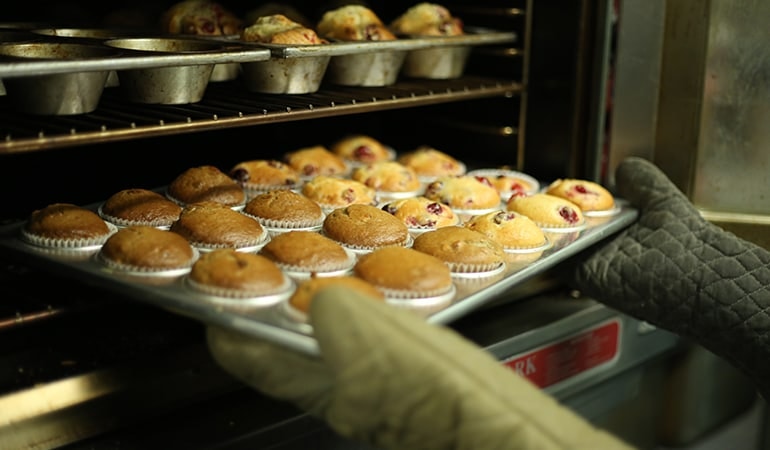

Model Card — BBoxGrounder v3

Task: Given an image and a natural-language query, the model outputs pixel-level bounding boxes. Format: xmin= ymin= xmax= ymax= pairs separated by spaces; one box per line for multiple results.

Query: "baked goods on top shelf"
xmin=544 ymin=178 xmax=616 ymax=213
xmin=161 ymin=0 xmax=243 ymax=36
xmin=390 ymin=2 xmax=465 ymax=36
xmin=317 ymin=4 xmax=397 ymax=41
xmin=241 ymin=14 xmax=325 ymax=45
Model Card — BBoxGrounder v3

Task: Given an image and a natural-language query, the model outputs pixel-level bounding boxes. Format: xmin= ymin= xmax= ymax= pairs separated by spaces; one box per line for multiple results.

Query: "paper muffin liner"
xmin=278 ymin=248 xmax=357 ymax=280
xmin=165 ymin=190 xmax=247 ymax=211
xmin=374 ymin=188 xmax=423 ymax=203
xmin=97 ymin=205 xmax=175 ymax=230
xmin=189 ymin=227 xmax=270 ymax=253
xmin=20 ymin=221 xmax=118 ymax=251
xmin=502 ymin=235 xmax=552 ymax=254
xmin=277 ymin=298 xmax=315 ymax=334
xmin=536 ymin=220 xmax=587 ymax=233
xmin=447 ymin=260 xmax=506 ymax=278
xmin=96 ymin=247 xmax=199 ymax=277
xmin=243 ymin=211 xmax=325 ymax=233
xmin=582 ymin=203 xmax=622 ymax=217
xmin=467 ymin=168 xmax=540 ymax=201
xmin=324 ymin=233 xmax=413 ymax=256
xmin=377 ymin=283 xmax=456 ymax=303
xmin=185 ymin=274 xmax=295 ymax=308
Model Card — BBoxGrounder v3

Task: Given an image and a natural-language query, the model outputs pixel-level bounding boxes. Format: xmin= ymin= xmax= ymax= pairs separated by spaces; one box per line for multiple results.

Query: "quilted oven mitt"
xmin=572 ymin=157 xmax=770 ymax=400
xmin=207 ymin=286 xmax=632 ymax=450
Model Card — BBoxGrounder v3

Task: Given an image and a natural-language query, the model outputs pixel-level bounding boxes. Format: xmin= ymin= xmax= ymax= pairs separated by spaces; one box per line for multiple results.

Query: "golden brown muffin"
xmin=411 ymin=226 xmax=505 ymax=273
xmin=245 ymin=3 xmax=313 ymax=28
xmin=330 ymin=134 xmax=393 ymax=165
xmin=167 ymin=165 xmax=245 ymax=208
xmin=260 ymin=230 xmax=354 ymax=275
xmin=241 ymin=14 xmax=325 ymax=45
xmin=350 ymin=161 xmax=422 ymax=194
xmin=390 ymin=3 xmax=464 ymax=36
xmin=188 ymin=249 xmax=289 ymax=298
xmin=99 ymin=225 xmax=195 ymax=271
xmin=229 ymin=159 xmax=302 ymax=200
xmin=545 ymin=178 xmax=615 ymax=212
xmin=283 ymin=145 xmax=349 ymax=178
xmin=170 ymin=202 xmax=267 ymax=250
xmin=100 ymin=188 xmax=182 ymax=229
xmin=354 ymin=246 xmax=453 ymax=299
xmin=397 ymin=146 xmax=466 ymax=180
xmin=380 ymin=196 xmax=458 ymax=231
xmin=323 ymin=204 xmax=410 ymax=250
xmin=464 ymin=210 xmax=547 ymax=250
xmin=243 ymin=190 xmax=325 ymax=231
xmin=287 ymin=276 xmax=385 ymax=314
xmin=161 ymin=0 xmax=243 ymax=36
xmin=506 ymin=193 xmax=585 ymax=229
xmin=317 ymin=5 xmax=397 ymax=41
xmin=423 ymin=175 xmax=502 ymax=211
xmin=301 ymin=175 xmax=377 ymax=210
xmin=23 ymin=203 xmax=114 ymax=248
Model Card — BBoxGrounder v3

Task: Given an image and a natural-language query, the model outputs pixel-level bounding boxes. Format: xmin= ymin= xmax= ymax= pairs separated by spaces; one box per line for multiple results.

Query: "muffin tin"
xmin=0 ymin=193 xmax=637 ymax=356
xmin=0 ymin=25 xmax=516 ymax=112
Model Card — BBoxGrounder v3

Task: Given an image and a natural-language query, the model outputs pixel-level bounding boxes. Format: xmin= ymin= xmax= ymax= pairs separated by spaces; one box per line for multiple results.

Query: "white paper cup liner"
xmin=98 ymin=205 xmax=176 ymax=230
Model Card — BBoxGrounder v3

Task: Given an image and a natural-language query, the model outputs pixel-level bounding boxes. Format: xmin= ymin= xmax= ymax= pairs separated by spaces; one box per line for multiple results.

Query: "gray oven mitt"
xmin=571 ymin=157 xmax=770 ymax=399
xmin=207 ymin=287 xmax=633 ymax=450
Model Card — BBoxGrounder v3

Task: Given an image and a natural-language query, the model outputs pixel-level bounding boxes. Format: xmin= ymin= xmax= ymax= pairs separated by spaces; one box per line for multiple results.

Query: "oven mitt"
xmin=207 ymin=287 xmax=632 ymax=450
xmin=571 ymin=156 xmax=770 ymax=399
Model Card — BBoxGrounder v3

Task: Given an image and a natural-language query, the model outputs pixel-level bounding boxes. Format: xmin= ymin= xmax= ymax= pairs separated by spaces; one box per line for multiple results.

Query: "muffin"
xmin=241 ymin=14 xmax=325 ymax=44
xmin=301 ymin=175 xmax=377 ymax=211
xmin=99 ymin=225 xmax=196 ymax=273
xmin=322 ymin=204 xmax=410 ymax=252
xmin=260 ymin=230 xmax=355 ymax=278
xmin=380 ymin=196 xmax=459 ymax=233
xmin=167 ymin=165 xmax=246 ymax=208
xmin=283 ymin=145 xmax=349 ymax=179
xmin=99 ymin=188 xmax=182 ymax=229
xmin=506 ymin=193 xmax=586 ymax=230
xmin=423 ymin=175 xmax=502 ymax=213
xmin=170 ymin=202 xmax=269 ymax=251
xmin=229 ymin=159 xmax=302 ymax=200
xmin=354 ymin=246 xmax=454 ymax=301
xmin=390 ymin=3 xmax=465 ymax=36
xmin=161 ymin=0 xmax=243 ymax=36
xmin=397 ymin=145 xmax=466 ymax=181
xmin=350 ymin=161 xmax=422 ymax=199
xmin=243 ymin=190 xmax=325 ymax=233
xmin=330 ymin=134 xmax=393 ymax=165
xmin=463 ymin=210 xmax=547 ymax=251
xmin=317 ymin=5 xmax=397 ymax=41
xmin=187 ymin=249 xmax=292 ymax=302
xmin=545 ymin=178 xmax=616 ymax=213
xmin=411 ymin=226 xmax=506 ymax=274
xmin=285 ymin=276 xmax=385 ymax=319
xmin=22 ymin=203 xmax=115 ymax=249
xmin=467 ymin=168 xmax=540 ymax=201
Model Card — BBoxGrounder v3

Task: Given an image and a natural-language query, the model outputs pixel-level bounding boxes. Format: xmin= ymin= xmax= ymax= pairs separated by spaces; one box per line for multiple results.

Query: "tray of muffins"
xmin=0 ymin=135 xmax=637 ymax=356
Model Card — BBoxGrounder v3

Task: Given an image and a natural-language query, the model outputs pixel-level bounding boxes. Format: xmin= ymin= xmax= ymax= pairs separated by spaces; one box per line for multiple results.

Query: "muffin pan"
xmin=0 ymin=194 xmax=636 ymax=356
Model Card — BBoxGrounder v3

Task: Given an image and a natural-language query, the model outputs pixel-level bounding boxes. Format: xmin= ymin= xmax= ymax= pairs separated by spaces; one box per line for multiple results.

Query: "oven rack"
xmin=0 ymin=75 xmax=522 ymax=155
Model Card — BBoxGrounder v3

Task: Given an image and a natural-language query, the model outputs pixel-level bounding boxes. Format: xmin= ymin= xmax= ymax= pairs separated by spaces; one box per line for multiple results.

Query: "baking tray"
xmin=0 ymin=200 xmax=636 ymax=357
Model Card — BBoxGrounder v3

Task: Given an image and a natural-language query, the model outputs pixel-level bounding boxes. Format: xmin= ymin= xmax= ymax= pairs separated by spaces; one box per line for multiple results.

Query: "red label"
xmin=502 ymin=319 xmax=621 ymax=388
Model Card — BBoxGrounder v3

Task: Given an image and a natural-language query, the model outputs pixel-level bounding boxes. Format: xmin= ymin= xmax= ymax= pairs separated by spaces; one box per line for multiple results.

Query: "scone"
xmin=100 ymin=188 xmax=182 ymax=229
xmin=411 ymin=226 xmax=505 ymax=274
xmin=241 ymin=14 xmax=325 ymax=45
xmin=397 ymin=145 xmax=466 ymax=181
xmin=464 ymin=210 xmax=547 ymax=251
xmin=330 ymin=134 xmax=393 ymax=165
xmin=350 ymin=161 xmax=422 ymax=196
xmin=545 ymin=178 xmax=615 ymax=213
xmin=506 ymin=193 xmax=585 ymax=229
xmin=354 ymin=246 xmax=454 ymax=300
xmin=390 ymin=3 xmax=465 ymax=36
xmin=380 ymin=196 xmax=459 ymax=232
xmin=423 ymin=175 xmax=502 ymax=212
xmin=243 ymin=189 xmax=325 ymax=233
xmin=22 ymin=203 xmax=115 ymax=249
xmin=260 ymin=230 xmax=355 ymax=277
xmin=187 ymin=249 xmax=291 ymax=301
xmin=283 ymin=145 xmax=349 ymax=178
xmin=161 ymin=0 xmax=243 ymax=36
xmin=301 ymin=175 xmax=377 ymax=211
xmin=229 ymin=159 xmax=303 ymax=200
xmin=322 ymin=204 xmax=410 ymax=251
xmin=317 ymin=5 xmax=397 ymax=41
xmin=167 ymin=165 xmax=245 ymax=208
xmin=170 ymin=201 xmax=268 ymax=251
xmin=99 ymin=225 xmax=196 ymax=272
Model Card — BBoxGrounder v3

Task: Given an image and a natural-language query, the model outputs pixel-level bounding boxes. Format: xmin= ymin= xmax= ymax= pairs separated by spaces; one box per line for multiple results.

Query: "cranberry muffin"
xmin=330 ymin=134 xmax=393 ymax=165
xmin=317 ymin=5 xmax=397 ymax=41
xmin=545 ymin=178 xmax=615 ymax=213
xmin=301 ymin=175 xmax=378 ymax=211
xmin=390 ymin=3 xmax=465 ymax=36
xmin=350 ymin=161 xmax=422 ymax=197
xmin=423 ymin=175 xmax=502 ymax=212
xmin=397 ymin=145 xmax=466 ymax=181
xmin=241 ymin=14 xmax=325 ymax=44
xmin=283 ymin=145 xmax=349 ymax=179
xmin=464 ymin=210 xmax=547 ymax=251
xmin=229 ymin=159 xmax=302 ymax=200
xmin=506 ymin=193 xmax=585 ymax=229
xmin=380 ymin=196 xmax=459 ymax=232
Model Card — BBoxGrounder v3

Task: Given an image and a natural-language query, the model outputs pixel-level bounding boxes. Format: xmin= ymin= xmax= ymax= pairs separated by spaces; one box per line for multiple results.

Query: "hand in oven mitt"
xmin=207 ymin=286 xmax=633 ymax=450
xmin=571 ymin=157 xmax=770 ymax=399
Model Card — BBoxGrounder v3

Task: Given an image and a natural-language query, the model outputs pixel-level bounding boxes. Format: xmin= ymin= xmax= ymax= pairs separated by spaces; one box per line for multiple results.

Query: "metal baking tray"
xmin=0 ymin=199 xmax=636 ymax=357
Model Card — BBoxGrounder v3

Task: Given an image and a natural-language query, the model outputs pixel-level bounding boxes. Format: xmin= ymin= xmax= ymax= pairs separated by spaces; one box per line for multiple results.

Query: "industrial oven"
xmin=0 ymin=1 xmax=764 ymax=449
